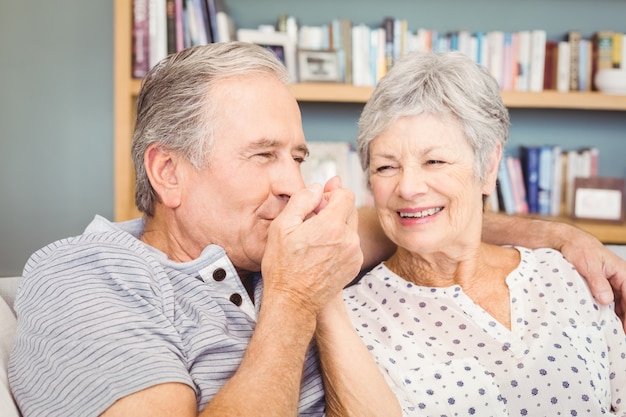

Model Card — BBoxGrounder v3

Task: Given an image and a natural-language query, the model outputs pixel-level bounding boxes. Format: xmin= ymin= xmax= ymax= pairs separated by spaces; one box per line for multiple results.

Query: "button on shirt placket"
xmin=199 ymin=260 xmax=256 ymax=320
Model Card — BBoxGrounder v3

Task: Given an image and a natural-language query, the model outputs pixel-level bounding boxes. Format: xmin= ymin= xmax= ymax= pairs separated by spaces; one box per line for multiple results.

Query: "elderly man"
xmin=9 ymin=42 xmax=626 ymax=417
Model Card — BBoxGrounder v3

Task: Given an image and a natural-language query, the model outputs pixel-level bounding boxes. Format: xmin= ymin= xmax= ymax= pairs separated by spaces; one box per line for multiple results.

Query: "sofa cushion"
xmin=0 ymin=296 xmax=21 ymax=416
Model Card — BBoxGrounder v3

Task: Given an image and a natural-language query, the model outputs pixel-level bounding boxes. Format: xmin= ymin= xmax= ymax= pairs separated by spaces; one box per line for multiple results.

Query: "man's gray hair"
xmin=132 ymin=42 xmax=290 ymax=216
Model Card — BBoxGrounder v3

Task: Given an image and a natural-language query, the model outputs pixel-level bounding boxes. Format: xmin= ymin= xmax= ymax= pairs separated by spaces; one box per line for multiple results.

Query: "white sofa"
xmin=0 ymin=276 xmax=23 ymax=417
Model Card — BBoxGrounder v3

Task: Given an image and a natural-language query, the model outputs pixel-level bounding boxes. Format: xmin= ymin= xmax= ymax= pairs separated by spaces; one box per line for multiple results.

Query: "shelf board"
xmin=521 ymin=214 xmax=626 ymax=244
xmin=130 ymin=79 xmax=626 ymax=110
xmin=292 ymin=83 xmax=626 ymax=110
xmin=130 ymin=78 xmax=142 ymax=97
xmin=289 ymin=83 xmax=374 ymax=103
xmin=501 ymin=90 xmax=626 ymax=111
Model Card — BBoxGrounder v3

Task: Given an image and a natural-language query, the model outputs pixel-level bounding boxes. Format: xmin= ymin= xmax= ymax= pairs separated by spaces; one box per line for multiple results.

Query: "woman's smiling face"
xmin=368 ymin=113 xmax=492 ymax=255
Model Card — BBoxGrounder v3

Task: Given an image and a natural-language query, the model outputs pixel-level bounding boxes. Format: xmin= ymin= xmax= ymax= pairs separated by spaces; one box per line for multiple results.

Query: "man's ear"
xmin=482 ymin=142 xmax=503 ymax=195
xmin=144 ymin=144 xmax=183 ymax=209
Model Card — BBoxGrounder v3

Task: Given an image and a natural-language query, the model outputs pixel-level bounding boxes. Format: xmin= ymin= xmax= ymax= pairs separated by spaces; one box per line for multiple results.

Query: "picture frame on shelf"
xmin=572 ymin=177 xmax=625 ymax=223
xmin=297 ymin=49 xmax=342 ymax=83
xmin=236 ymin=28 xmax=297 ymax=82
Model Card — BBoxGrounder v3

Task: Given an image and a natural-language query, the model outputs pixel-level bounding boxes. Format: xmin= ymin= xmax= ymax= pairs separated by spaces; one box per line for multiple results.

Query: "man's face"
xmin=178 ymin=74 xmax=307 ymax=273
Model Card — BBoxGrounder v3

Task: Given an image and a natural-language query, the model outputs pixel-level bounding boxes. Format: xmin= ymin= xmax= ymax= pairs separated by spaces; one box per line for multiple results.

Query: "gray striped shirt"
xmin=9 ymin=215 xmax=325 ymax=416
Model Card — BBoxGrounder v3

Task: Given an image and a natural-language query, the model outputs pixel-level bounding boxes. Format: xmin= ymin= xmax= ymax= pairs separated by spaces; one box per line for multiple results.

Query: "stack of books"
xmin=490 ymin=145 xmax=600 ymax=217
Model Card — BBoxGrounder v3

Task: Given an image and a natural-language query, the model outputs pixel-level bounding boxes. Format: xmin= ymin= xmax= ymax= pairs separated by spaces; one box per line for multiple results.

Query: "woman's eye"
xmin=427 ymin=159 xmax=444 ymax=165
xmin=374 ymin=165 xmax=396 ymax=176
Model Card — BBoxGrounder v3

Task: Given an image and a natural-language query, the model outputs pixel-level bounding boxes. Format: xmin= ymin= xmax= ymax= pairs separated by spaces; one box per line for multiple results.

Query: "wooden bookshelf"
xmin=114 ymin=0 xmax=626 ymax=243
xmin=292 ymin=83 xmax=626 ymax=110
xmin=521 ymin=215 xmax=626 ymax=244
xmin=128 ymin=79 xmax=626 ymax=110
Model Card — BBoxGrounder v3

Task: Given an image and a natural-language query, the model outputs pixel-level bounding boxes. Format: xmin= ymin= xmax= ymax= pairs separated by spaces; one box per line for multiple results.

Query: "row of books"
xmin=132 ymin=0 xmax=235 ymax=78
xmin=300 ymin=141 xmax=609 ymax=222
xmin=132 ymin=4 xmax=626 ymax=92
xmin=297 ymin=18 xmax=626 ymax=91
xmin=490 ymin=145 xmax=600 ymax=218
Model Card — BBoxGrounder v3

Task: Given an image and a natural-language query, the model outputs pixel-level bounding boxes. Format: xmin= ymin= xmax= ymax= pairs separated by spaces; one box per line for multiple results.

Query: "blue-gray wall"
xmin=0 ymin=2 xmax=113 ymax=276
xmin=1 ymin=0 xmax=625 ymax=275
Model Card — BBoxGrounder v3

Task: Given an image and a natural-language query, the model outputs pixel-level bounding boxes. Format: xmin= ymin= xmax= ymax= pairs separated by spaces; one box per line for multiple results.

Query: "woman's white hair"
xmin=357 ymin=51 xmax=510 ymax=185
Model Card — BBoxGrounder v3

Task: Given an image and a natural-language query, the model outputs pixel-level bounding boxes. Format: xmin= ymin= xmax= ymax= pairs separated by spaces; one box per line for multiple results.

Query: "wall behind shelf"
xmin=0 ymin=1 xmax=113 ymax=275
xmin=228 ymin=0 xmax=626 ymax=40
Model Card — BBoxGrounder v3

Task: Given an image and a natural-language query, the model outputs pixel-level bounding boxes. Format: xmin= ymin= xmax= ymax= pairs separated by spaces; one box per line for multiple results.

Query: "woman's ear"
xmin=144 ymin=144 xmax=183 ymax=209
xmin=482 ymin=142 xmax=503 ymax=196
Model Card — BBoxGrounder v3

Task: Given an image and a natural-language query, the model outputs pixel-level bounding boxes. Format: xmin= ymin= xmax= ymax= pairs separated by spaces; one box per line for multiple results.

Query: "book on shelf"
xmin=174 ymin=0 xmax=184 ymax=51
xmin=501 ymin=32 xmax=516 ymax=91
xmin=563 ymin=146 xmax=599 ymax=215
xmin=149 ymin=0 xmax=168 ymax=68
xmin=330 ymin=19 xmax=348 ymax=83
xmin=185 ymin=0 xmax=208 ymax=46
xmin=339 ymin=18 xmax=354 ymax=84
xmin=475 ymin=31 xmax=489 ymax=69
xmin=507 ymin=156 xmax=529 ymax=214
xmin=593 ymin=30 xmax=614 ymax=89
xmin=204 ymin=0 xmax=219 ymax=43
xmin=372 ymin=27 xmax=387 ymax=83
xmin=549 ymin=145 xmax=563 ymax=217
xmin=520 ymin=146 xmax=540 ymax=214
xmin=351 ymin=24 xmax=372 ymax=86
xmin=537 ymin=145 xmax=555 ymax=215
xmin=487 ymin=31 xmax=504 ymax=88
xmin=497 ymin=157 xmax=516 ymax=215
xmin=215 ymin=7 xmax=235 ymax=42
xmin=298 ymin=25 xmax=329 ymax=50
xmin=556 ymin=41 xmax=571 ymax=92
xmin=166 ymin=0 xmax=177 ymax=53
xmin=543 ymin=40 xmax=558 ymax=90
xmin=611 ymin=31 xmax=625 ymax=69
xmin=529 ymin=29 xmax=547 ymax=92
xmin=132 ymin=0 xmax=150 ymax=78
xmin=383 ymin=17 xmax=395 ymax=72
xmin=578 ymin=39 xmax=592 ymax=91
xmin=515 ymin=30 xmax=531 ymax=92
xmin=567 ymin=30 xmax=582 ymax=91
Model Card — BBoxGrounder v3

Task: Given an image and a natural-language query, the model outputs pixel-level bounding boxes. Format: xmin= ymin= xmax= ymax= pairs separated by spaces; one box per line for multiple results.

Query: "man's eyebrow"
xmin=245 ymin=139 xmax=309 ymax=156
xmin=245 ymin=138 xmax=280 ymax=149
xmin=298 ymin=144 xmax=310 ymax=157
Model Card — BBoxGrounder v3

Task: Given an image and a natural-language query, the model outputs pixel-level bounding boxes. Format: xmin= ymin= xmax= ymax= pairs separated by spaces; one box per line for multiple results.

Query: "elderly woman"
xmin=344 ymin=51 xmax=626 ymax=416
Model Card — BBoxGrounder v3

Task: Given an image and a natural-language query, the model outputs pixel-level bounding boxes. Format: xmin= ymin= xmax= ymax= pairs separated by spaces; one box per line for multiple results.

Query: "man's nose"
xmin=274 ymin=159 xmax=306 ymax=201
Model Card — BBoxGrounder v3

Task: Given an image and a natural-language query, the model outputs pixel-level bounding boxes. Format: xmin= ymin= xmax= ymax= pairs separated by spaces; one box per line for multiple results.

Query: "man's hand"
xmin=556 ymin=226 xmax=626 ymax=329
xmin=261 ymin=177 xmax=363 ymax=316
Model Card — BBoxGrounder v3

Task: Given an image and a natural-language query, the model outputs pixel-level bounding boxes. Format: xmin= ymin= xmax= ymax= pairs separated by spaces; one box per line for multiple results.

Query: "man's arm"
xmin=358 ymin=208 xmax=626 ymax=327
xmin=357 ymin=206 xmax=395 ymax=271
xmin=482 ymin=212 xmax=626 ymax=325
xmin=103 ymin=295 xmax=320 ymax=417
xmin=315 ymin=295 xmax=402 ymax=417
xmin=104 ymin=183 xmax=363 ymax=416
